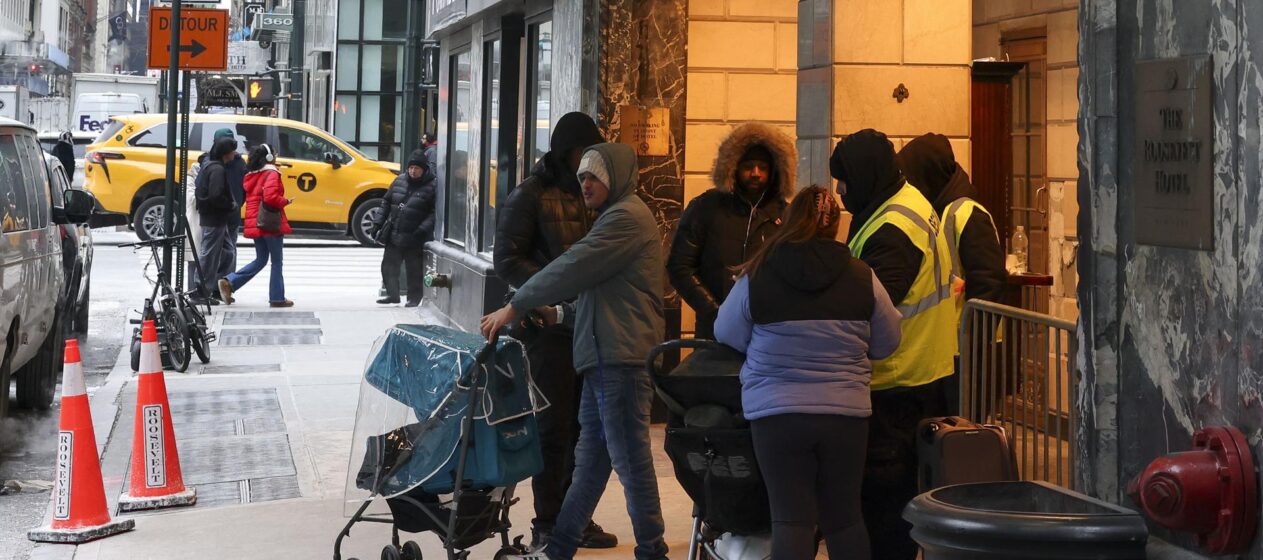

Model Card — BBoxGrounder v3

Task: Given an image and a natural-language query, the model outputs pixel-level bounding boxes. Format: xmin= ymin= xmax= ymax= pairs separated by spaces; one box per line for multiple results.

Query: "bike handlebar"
xmin=122 ymin=234 xmax=187 ymax=248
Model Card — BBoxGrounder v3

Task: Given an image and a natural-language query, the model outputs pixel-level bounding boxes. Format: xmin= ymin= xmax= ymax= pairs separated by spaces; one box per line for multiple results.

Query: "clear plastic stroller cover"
xmin=343 ymin=324 xmax=548 ymax=514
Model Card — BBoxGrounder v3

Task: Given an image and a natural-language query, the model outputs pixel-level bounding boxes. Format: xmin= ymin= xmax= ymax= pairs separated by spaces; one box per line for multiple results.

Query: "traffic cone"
xmin=117 ymin=320 xmax=196 ymax=512
xmin=28 ymin=339 xmax=135 ymax=543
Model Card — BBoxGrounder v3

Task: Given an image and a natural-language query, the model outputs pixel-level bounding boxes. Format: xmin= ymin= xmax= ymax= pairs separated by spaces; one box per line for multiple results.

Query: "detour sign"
xmin=147 ymin=7 xmax=229 ymax=71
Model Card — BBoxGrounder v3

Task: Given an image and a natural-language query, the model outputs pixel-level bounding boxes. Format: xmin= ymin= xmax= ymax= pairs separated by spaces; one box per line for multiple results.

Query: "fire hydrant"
xmin=1127 ymin=425 xmax=1258 ymax=555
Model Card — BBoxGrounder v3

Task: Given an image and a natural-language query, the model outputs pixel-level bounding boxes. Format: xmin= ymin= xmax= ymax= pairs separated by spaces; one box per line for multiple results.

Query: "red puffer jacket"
xmin=242 ymin=166 xmax=291 ymax=238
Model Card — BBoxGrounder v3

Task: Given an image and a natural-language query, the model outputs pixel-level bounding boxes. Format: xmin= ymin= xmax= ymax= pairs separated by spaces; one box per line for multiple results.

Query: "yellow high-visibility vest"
xmin=849 ymin=184 xmax=958 ymax=390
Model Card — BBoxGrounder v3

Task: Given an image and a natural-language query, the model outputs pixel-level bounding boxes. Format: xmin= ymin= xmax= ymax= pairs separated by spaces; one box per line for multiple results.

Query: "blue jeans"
xmin=227 ymin=236 xmax=285 ymax=302
xmin=547 ymin=366 xmax=667 ymax=560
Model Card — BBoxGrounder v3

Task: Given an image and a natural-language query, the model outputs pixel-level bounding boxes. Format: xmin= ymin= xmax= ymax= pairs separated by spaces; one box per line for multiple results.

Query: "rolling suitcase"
xmin=917 ymin=416 xmax=1017 ymax=492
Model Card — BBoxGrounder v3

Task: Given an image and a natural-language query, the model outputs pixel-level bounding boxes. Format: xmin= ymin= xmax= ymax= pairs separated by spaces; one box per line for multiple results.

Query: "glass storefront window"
xmin=360 ymin=45 xmax=403 ymax=92
xmin=529 ymin=20 xmax=552 ymax=169
xmin=446 ymin=51 xmax=472 ymax=245
xmin=337 ymin=0 xmax=360 ymax=40
xmin=480 ymin=39 xmax=501 ymax=254
xmin=333 ymin=95 xmax=358 ymax=139
xmin=336 ymin=45 xmax=358 ymax=89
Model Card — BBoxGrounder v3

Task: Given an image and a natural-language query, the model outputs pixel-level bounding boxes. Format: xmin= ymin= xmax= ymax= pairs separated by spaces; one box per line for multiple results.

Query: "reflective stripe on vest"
xmin=943 ymin=198 xmax=995 ymax=281
xmin=849 ymin=184 xmax=958 ymax=390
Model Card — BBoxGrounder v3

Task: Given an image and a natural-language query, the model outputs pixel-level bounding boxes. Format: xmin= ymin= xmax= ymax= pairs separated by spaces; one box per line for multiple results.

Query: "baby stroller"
xmin=335 ymin=325 xmax=548 ymax=560
xmin=648 ymin=339 xmax=771 ymax=560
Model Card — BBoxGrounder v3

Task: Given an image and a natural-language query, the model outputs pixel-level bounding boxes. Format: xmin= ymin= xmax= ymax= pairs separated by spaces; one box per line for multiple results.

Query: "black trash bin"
xmin=904 ymin=481 xmax=1148 ymax=560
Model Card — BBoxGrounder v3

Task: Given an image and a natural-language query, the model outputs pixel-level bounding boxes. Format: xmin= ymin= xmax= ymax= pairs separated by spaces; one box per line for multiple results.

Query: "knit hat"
xmin=213 ymin=128 xmax=235 ymax=142
xmin=576 ymin=149 xmax=610 ymax=188
xmin=208 ymin=136 xmax=238 ymax=160
xmin=406 ymin=149 xmax=428 ymax=169
xmin=551 ymin=112 xmax=604 ymax=156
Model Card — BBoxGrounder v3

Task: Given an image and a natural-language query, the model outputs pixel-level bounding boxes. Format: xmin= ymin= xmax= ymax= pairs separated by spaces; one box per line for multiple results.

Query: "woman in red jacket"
xmin=219 ymin=143 xmax=293 ymax=307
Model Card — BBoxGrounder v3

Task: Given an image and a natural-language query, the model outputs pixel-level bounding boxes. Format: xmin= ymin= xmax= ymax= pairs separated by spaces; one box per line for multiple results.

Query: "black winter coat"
xmin=668 ymin=190 xmax=785 ymax=333
xmin=492 ymin=152 xmax=595 ymax=289
xmin=375 ymin=170 xmax=437 ymax=249
xmin=196 ymin=160 xmax=237 ymax=227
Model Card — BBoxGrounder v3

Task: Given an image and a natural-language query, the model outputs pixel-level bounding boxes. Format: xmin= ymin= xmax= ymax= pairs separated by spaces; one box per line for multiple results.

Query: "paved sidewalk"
xmin=32 ymin=282 xmax=698 ymax=559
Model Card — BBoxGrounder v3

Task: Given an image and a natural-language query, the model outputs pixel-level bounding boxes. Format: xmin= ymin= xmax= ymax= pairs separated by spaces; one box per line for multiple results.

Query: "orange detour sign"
xmin=27 ymin=340 xmax=135 ymax=543
xmin=147 ymin=7 xmax=229 ymax=71
xmin=117 ymin=320 xmax=197 ymax=511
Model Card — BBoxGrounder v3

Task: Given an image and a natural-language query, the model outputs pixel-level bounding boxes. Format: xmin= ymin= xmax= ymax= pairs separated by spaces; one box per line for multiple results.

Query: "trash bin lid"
xmin=904 ymin=481 xmax=1148 ymax=559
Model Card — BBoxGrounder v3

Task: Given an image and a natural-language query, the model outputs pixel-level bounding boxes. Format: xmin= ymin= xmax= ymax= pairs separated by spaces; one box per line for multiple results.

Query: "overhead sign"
xmin=197 ymin=77 xmax=245 ymax=109
xmin=257 ymin=12 xmax=294 ymax=32
xmin=227 ymin=41 xmax=269 ymax=75
xmin=147 ymin=7 xmax=229 ymax=71
xmin=243 ymin=1 xmax=265 ymax=27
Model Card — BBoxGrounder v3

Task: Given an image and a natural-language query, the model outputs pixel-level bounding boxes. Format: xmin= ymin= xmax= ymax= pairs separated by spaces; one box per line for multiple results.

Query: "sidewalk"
xmin=33 ymin=276 xmax=696 ymax=559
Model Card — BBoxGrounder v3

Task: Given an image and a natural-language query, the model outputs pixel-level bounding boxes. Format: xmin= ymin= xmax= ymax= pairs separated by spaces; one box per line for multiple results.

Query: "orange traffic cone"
xmin=28 ymin=339 xmax=135 ymax=543
xmin=117 ymin=320 xmax=196 ymax=512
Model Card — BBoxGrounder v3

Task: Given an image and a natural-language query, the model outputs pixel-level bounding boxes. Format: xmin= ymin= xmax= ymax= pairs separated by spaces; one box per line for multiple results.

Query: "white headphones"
xmin=261 ymin=143 xmax=275 ymax=163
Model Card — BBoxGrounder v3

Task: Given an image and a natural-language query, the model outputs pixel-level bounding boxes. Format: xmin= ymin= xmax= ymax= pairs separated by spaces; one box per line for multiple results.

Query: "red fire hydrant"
xmin=1127 ymin=425 xmax=1258 ymax=555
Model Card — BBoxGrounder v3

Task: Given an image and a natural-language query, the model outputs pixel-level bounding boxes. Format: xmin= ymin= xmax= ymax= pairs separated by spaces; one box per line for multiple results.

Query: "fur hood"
xmin=711 ymin=122 xmax=797 ymax=200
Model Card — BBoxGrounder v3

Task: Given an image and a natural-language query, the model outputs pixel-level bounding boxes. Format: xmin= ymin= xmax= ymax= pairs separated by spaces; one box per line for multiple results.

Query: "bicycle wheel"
xmin=186 ymin=303 xmax=211 ymax=364
xmin=162 ymin=305 xmax=191 ymax=372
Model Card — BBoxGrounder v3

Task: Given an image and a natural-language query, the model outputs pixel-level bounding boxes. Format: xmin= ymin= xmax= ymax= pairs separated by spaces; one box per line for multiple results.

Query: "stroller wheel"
xmin=401 ymin=541 xmax=422 ymax=560
xmin=381 ymin=544 xmax=402 ymax=560
xmin=493 ymin=546 xmax=522 ymax=560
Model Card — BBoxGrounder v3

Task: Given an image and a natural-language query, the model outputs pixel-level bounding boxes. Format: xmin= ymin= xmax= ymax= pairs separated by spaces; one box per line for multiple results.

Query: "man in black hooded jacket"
xmin=898 ymin=133 xmax=1005 ymax=302
xmin=492 ymin=111 xmax=617 ymax=549
xmin=668 ymin=123 xmax=793 ymax=339
xmin=373 ymin=149 xmax=436 ymax=306
xmin=194 ymin=136 xmax=240 ymax=300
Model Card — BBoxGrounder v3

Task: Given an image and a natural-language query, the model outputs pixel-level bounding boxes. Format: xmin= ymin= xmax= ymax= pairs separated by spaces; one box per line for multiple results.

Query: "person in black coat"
xmin=194 ymin=137 xmax=240 ymax=300
xmin=373 ymin=150 xmax=436 ymax=307
xmin=897 ymin=133 xmax=1005 ymax=302
xmin=52 ymin=131 xmax=75 ymax=179
xmin=667 ymin=123 xmax=794 ymax=339
xmin=491 ymin=111 xmax=618 ymax=550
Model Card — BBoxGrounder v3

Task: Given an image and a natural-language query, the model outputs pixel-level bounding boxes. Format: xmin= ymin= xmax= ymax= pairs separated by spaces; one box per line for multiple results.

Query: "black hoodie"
xmin=898 ymin=133 xmax=1006 ymax=302
xmin=830 ymin=129 xmax=923 ymax=304
xmin=493 ymin=112 xmax=603 ymax=289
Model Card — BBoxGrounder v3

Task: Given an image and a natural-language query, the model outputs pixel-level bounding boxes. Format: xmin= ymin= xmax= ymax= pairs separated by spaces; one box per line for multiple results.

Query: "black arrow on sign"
xmin=167 ymin=39 xmax=207 ymax=58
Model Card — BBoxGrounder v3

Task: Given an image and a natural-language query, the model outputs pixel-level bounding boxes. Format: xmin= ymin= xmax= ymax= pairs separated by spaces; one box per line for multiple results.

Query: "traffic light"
xmin=246 ymin=78 xmax=274 ymax=104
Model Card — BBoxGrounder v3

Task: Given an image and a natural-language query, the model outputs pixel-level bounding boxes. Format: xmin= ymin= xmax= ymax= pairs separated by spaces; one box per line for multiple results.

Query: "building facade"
xmin=421 ymin=2 xmax=1263 ymax=556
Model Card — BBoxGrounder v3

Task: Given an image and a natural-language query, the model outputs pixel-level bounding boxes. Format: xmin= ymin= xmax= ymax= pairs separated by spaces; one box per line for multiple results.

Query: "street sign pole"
xmin=175 ymin=70 xmax=191 ymax=291
xmin=162 ymin=0 xmax=183 ymax=279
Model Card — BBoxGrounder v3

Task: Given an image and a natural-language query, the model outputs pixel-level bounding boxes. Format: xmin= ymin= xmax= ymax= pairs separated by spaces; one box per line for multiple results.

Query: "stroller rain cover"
xmin=344 ymin=324 xmax=548 ymax=511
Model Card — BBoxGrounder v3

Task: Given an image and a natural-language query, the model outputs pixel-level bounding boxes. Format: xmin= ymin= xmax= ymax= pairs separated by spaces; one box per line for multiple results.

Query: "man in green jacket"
xmin=481 ymin=143 xmax=668 ymax=560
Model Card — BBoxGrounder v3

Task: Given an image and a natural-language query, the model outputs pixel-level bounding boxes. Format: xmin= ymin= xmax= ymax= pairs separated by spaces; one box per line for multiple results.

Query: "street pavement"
xmin=4 ymin=230 xmax=704 ymax=560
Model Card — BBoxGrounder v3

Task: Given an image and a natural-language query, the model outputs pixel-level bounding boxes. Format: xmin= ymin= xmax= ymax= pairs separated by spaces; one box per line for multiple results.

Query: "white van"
xmin=0 ymin=117 xmax=95 ymax=416
xmin=73 ymin=92 xmax=148 ymax=135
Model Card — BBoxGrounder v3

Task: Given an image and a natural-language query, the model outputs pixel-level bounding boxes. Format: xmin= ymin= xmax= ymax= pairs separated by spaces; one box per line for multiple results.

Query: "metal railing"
xmin=959 ymin=299 xmax=1078 ymax=489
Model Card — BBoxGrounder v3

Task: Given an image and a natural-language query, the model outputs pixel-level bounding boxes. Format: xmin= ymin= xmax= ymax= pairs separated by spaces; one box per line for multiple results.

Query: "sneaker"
xmin=377 ymin=297 xmax=401 ymax=305
xmin=269 ymin=300 xmax=294 ymax=308
xmin=579 ymin=521 xmax=618 ymax=549
xmin=404 ymin=300 xmax=421 ymax=308
xmin=218 ymin=279 xmax=235 ymax=305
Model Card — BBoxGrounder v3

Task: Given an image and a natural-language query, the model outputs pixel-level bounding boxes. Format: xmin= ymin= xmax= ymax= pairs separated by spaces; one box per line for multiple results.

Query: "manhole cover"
xmin=218 ymin=328 xmax=323 ymax=346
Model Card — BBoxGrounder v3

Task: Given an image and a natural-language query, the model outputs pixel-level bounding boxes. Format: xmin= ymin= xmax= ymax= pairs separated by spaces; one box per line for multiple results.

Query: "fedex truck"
xmin=71 ymin=73 xmax=160 ymax=134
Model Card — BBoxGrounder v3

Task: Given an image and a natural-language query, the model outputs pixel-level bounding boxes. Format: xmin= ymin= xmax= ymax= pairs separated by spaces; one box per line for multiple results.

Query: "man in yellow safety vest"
xmin=831 ymin=129 xmax=958 ymax=560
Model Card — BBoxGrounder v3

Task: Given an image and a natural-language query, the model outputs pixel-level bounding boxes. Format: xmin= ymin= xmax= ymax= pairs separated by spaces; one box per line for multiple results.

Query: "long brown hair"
xmin=740 ymin=185 xmax=842 ymax=278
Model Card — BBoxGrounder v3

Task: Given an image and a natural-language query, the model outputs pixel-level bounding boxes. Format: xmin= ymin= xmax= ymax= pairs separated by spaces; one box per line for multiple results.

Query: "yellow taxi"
xmin=84 ymin=114 xmax=401 ymax=245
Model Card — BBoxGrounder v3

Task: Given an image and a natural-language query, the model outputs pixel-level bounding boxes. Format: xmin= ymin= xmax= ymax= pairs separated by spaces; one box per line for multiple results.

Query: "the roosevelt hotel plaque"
xmin=1134 ymin=55 xmax=1214 ymax=250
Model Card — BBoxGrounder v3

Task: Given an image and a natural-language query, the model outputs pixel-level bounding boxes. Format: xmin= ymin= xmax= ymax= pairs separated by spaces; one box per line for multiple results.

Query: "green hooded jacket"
xmin=510 ymin=143 xmax=665 ymax=373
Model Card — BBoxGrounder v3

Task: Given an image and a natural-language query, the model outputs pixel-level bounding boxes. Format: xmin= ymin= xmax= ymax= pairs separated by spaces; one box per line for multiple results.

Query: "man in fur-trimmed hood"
xmin=668 ymin=122 xmax=796 ymax=339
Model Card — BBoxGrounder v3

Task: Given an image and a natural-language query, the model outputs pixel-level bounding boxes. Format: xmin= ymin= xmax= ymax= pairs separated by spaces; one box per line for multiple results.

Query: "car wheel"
xmin=0 ymin=333 xmax=12 ymax=418
xmin=351 ymin=197 xmax=386 ymax=247
xmin=133 ymin=197 xmax=166 ymax=242
xmin=15 ymin=313 xmax=62 ymax=411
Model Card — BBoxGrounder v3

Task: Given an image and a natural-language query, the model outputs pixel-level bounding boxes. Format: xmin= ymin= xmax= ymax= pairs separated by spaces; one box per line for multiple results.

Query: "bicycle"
xmin=125 ymin=234 xmax=214 ymax=372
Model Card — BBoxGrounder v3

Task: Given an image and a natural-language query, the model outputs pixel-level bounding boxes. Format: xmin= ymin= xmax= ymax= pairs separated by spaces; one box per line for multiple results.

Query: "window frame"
xmin=478 ymin=36 xmax=502 ymax=256
xmin=444 ymin=47 xmax=474 ymax=247
xmin=522 ymin=16 xmax=553 ymax=174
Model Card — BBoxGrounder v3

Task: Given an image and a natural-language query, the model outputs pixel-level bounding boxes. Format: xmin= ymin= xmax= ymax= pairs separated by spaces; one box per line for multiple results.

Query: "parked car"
xmin=84 ymin=114 xmax=401 ymax=245
xmin=45 ymin=152 xmax=93 ymax=336
xmin=38 ymin=131 xmax=95 ymax=189
xmin=1 ymin=117 xmax=95 ymax=416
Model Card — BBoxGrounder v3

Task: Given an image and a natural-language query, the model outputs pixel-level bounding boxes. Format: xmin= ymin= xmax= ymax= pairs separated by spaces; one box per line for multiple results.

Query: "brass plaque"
xmin=619 ymin=105 xmax=671 ymax=157
xmin=1133 ymin=56 xmax=1214 ymax=250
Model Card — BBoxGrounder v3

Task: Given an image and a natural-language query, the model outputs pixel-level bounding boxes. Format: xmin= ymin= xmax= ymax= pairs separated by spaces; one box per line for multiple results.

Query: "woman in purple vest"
xmin=714 ymin=185 xmax=903 ymax=560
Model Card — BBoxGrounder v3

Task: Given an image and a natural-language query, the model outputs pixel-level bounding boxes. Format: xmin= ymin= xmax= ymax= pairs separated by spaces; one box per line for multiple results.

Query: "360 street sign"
xmin=147 ymin=7 xmax=229 ymax=71
xmin=257 ymin=13 xmax=294 ymax=32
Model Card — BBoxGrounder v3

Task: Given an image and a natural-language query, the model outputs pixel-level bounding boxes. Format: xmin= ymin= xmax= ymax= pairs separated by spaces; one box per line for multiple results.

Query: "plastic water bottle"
xmin=1011 ymin=226 xmax=1029 ymax=273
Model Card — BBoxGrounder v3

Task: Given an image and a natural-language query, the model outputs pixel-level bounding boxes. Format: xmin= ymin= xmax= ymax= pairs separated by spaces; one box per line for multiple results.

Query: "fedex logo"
xmin=78 ymin=115 xmax=109 ymax=132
